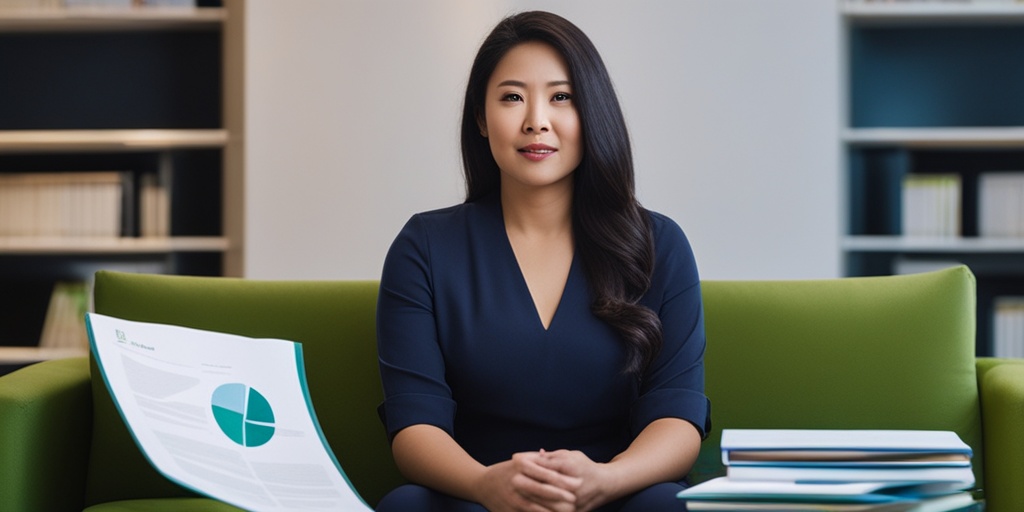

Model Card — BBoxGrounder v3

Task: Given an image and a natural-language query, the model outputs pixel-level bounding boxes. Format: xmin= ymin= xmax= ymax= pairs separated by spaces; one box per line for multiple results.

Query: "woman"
xmin=376 ymin=11 xmax=710 ymax=512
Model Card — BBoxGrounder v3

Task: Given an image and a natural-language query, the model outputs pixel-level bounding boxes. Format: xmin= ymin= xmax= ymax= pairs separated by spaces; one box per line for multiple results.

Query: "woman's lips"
xmin=519 ymin=143 xmax=556 ymax=162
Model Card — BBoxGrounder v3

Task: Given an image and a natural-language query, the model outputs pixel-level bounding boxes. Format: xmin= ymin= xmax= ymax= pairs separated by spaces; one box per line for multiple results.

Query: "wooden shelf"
xmin=843 ymin=127 xmax=1024 ymax=148
xmin=843 ymin=2 xmax=1024 ymax=25
xmin=0 ymin=236 xmax=229 ymax=254
xmin=0 ymin=1 xmax=241 ymax=352
xmin=0 ymin=6 xmax=224 ymax=32
xmin=0 ymin=129 xmax=228 ymax=153
xmin=0 ymin=346 xmax=86 ymax=364
xmin=843 ymin=235 xmax=1024 ymax=253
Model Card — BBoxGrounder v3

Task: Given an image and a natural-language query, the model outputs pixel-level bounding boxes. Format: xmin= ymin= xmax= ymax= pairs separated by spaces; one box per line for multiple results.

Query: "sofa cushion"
xmin=693 ymin=266 xmax=981 ymax=486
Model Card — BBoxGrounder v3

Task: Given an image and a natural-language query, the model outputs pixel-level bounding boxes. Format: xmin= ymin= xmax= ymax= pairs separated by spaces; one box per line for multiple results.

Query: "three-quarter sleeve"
xmin=376 ymin=215 xmax=457 ymax=441
xmin=629 ymin=214 xmax=712 ymax=439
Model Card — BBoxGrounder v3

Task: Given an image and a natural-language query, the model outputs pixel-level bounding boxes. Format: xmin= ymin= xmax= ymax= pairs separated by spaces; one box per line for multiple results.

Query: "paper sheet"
xmin=87 ymin=312 xmax=373 ymax=512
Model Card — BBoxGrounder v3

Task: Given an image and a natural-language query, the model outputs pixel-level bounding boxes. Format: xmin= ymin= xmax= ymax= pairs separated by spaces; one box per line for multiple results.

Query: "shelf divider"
xmin=0 ymin=6 xmax=224 ymax=32
xmin=843 ymin=235 xmax=1024 ymax=253
xmin=0 ymin=129 xmax=228 ymax=153
xmin=843 ymin=127 xmax=1024 ymax=148
xmin=0 ymin=236 xmax=230 ymax=255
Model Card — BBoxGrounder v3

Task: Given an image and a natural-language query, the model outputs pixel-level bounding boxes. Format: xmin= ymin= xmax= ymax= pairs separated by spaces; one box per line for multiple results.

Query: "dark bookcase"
xmin=0 ymin=0 xmax=244 ymax=370
xmin=842 ymin=1 xmax=1024 ymax=356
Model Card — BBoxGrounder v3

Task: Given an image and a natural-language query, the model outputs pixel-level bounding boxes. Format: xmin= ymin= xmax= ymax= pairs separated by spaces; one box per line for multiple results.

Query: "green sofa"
xmin=1 ymin=266 xmax=1022 ymax=511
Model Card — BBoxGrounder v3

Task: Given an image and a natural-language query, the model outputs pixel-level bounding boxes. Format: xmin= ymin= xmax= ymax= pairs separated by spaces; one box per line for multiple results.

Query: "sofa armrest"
xmin=0 ymin=357 xmax=92 ymax=511
xmin=977 ymin=357 xmax=1024 ymax=512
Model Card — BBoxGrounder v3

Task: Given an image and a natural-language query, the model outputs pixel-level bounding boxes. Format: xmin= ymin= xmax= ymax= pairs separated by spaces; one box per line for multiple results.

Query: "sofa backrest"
xmin=693 ymin=266 xmax=982 ymax=487
xmin=91 ymin=267 xmax=981 ymax=503
xmin=90 ymin=271 xmax=404 ymax=508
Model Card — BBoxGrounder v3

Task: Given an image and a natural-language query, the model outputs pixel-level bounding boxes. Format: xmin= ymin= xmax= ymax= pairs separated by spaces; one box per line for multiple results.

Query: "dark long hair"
xmin=461 ymin=11 xmax=662 ymax=377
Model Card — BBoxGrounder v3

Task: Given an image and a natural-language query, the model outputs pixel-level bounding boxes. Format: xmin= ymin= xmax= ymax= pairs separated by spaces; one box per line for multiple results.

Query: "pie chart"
xmin=211 ymin=383 xmax=276 ymax=447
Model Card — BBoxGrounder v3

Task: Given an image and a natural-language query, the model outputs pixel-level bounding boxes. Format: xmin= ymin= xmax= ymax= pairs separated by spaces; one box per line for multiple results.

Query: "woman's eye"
xmin=501 ymin=93 xmax=523 ymax=102
xmin=553 ymin=93 xmax=572 ymax=102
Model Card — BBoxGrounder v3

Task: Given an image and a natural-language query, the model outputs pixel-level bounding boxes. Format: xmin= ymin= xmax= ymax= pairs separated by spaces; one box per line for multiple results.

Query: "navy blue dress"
xmin=375 ymin=194 xmax=710 ymax=511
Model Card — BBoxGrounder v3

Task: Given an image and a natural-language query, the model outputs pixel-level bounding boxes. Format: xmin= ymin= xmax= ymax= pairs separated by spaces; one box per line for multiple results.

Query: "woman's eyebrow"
xmin=496 ymin=79 xmax=571 ymax=88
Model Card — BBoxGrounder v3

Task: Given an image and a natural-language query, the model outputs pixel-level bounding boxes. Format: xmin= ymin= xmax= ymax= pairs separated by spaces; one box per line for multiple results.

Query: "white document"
xmin=86 ymin=312 xmax=373 ymax=512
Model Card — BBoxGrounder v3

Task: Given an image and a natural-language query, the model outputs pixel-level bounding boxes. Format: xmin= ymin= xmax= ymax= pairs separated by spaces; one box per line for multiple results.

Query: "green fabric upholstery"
xmin=695 ymin=266 xmax=1008 ymax=507
xmin=83 ymin=271 xmax=404 ymax=509
xmin=975 ymin=357 xmax=1024 ymax=511
xmin=0 ymin=357 xmax=92 ymax=511
xmin=2 ymin=266 xmax=1022 ymax=511
xmin=83 ymin=498 xmax=245 ymax=512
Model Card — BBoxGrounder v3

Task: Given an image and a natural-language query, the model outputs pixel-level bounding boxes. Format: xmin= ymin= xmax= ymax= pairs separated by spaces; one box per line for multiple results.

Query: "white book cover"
xmin=721 ymin=429 xmax=972 ymax=467
xmin=979 ymin=172 xmax=1024 ymax=238
xmin=87 ymin=313 xmax=373 ymax=512
xmin=903 ymin=175 xmax=961 ymax=238
xmin=993 ymin=297 xmax=1024 ymax=358
xmin=726 ymin=464 xmax=975 ymax=487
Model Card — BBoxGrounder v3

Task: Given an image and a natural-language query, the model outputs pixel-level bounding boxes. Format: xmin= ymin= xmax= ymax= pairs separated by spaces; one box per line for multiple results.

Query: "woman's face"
xmin=481 ymin=41 xmax=582 ymax=195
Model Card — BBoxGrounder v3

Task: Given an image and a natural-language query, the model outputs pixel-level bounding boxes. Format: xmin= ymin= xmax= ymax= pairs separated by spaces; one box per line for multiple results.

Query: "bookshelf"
xmin=0 ymin=5 xmax=225 ymax=31
xmin=0 ymin=0 xmax=244 ymax=370
xmin=841 ymin=0 xmax=1024 ymax=356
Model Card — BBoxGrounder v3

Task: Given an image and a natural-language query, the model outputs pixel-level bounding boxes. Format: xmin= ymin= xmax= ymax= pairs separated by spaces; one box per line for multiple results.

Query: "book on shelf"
xmin=60 ymin=0 xmax=133 ymax=6
xmin=678 ymin=429 xmax=980 ymax=511
xmin=0 ymin=171 xmax=124 ymax=238
xmin=0 ymin=0 xmax=196 ymax=9
xmin=892 ymin=258 xmax=964 ymax=276
xmin=0 ymin=170 xmax=169 ymax=239
xmin=62 ymin=0 xmax=196 ymax=8
xmin=139 ymin=171 xmax=170 ymax=238
xmin=136 ymin=0 xmax=196 ymax=6
xmin=992 ymin=296 xmax=1024 ymax=358
xmin=38 ymin=281 xmax=90 ymax=351
xmin=0 ymin=0 xmax=61 ymax=8
xmin=901 ymin=174 xmax=961 ymax=238
xmin=978 ymin=172 xmax=1024 ymax=239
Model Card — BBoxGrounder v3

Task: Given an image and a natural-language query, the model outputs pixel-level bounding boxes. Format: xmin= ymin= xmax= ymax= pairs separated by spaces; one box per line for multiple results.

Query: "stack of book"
xmin=678 ymin=429 xmax=981 ymax=511
xmin=0 ymin=170 xmax=169 ymax=239
xmin=0 ymin=172 xmax=124 ymax=238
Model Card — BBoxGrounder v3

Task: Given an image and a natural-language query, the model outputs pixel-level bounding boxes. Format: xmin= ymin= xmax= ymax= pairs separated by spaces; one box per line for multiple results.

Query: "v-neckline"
xmin=494 ymin=201 xmax=575 ymax=333
xmin=507 ymin=240 xmax=575 ymax=332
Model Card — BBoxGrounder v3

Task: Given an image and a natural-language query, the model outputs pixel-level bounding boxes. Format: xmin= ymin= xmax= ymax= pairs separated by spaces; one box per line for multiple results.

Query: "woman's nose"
xmin=523 ymin=105 xmax=551 ymax=133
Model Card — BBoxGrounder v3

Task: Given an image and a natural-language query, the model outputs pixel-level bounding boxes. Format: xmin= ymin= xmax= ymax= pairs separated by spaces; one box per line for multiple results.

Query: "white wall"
xmin=244 ymin=0 xmax=841 ymax=281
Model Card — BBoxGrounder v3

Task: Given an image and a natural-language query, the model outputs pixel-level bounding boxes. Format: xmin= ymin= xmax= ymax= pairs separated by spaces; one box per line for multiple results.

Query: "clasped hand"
xmin=476 ymin=449 xmax=612 ymax=512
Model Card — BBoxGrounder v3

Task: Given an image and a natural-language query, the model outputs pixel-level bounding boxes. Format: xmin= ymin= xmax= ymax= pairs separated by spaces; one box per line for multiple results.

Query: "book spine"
xmin=978 ymin=172 xmax=1024 ymax=238
xmin=902 ymin=174 xmax=961 ymax=237
xmin=993 ymin=297 xmax=1024 ymax=358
